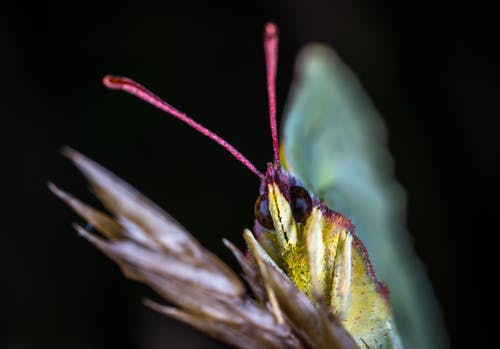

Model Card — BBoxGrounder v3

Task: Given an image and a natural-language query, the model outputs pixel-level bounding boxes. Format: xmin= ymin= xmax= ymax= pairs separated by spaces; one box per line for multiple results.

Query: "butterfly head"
xmin=255 ymin=162 xmax=319 ymax=236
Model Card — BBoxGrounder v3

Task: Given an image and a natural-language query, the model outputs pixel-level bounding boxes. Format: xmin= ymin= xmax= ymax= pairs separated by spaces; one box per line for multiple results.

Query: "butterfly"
xmin=53 ymin=22 xmax=447 ymax=349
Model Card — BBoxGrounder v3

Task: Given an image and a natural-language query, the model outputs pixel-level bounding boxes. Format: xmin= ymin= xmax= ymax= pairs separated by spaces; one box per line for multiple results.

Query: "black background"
xmin=1 ymin=1 xmax=497 ymax=348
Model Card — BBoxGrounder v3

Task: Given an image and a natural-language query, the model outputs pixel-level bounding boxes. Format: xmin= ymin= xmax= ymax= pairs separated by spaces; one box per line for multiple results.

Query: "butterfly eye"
xmin=254 ymin=195 xmax=274 ymax=229
xmin=290 ymin=186 xmax=312 ymax=223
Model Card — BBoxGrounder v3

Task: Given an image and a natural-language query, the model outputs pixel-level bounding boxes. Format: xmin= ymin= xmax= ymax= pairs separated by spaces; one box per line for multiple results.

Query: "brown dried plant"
xmin=49 ymin=148 xmax=358 ymax=349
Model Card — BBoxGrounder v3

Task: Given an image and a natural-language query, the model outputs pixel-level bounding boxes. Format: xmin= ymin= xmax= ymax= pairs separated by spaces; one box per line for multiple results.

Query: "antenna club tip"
xmin=264 ymin=22 xmax=278 ymax=38
xmin=103 ymin=75 xmax=127 ymax=89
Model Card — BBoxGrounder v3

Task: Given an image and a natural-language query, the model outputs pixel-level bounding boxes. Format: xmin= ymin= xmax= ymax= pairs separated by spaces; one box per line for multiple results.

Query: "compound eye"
xmin=254 ymin=195 xmax=274 ymax=229
xmin=290 ymin=186 xmax=312 ymax=223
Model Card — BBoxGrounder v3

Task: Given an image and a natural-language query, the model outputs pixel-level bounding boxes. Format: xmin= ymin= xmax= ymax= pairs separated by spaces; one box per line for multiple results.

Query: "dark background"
xmin=0 ymin=1 xmax=497 ymax=348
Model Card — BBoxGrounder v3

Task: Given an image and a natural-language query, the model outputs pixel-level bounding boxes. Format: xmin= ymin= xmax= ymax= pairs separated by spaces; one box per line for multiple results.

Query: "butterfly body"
xmin=252 ymin=163 xmax=400 ymax=348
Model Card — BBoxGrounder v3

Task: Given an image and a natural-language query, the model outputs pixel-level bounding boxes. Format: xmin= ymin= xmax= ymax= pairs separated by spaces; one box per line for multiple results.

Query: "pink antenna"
xmin=264 ymin=22 xmax=280 ymax=166
xmin=103 ymin=75 xmax=264 ymax=179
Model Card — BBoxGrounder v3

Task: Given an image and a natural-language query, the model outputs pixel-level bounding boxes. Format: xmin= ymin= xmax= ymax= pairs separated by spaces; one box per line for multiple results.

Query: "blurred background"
xmin=0 ymin=1 xmax=497 ymax=348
